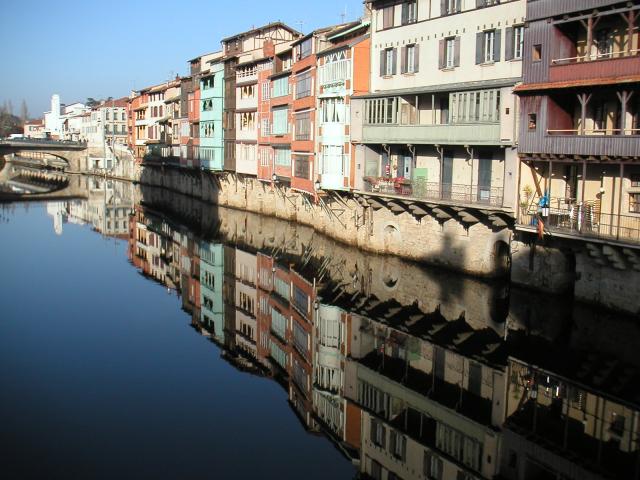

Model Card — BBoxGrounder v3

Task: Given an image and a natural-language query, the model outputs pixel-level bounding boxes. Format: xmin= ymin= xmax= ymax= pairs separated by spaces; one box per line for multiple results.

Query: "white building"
xmin=43 ymin=94 xmax=63 ymax=138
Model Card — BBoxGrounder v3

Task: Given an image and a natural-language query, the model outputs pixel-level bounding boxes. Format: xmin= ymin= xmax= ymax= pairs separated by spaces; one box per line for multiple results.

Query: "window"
xmin=532 ymin=44 xmax=542 ymax=61
xmin=274 ymin=147 xmax=291 ymax=166
xmin=402 ymin=44 xmax=419 ymax=73
xmin=401 ymin=0 xmax=417 ymax=24
xmin=382 ymin=5 xmax=394 ymax=29
xmin=298 ymin=38 xmax=312 ymax=60
xmin=439 ymin=36 xmax=459 ymax=69
xmin=293 ymin=321 xmax=309 ymax=356
xmin=261 ymin=81 xmax=270 ymax=100
xmin=528 ymin=113 xmax=537 ymax=130
xmin=436 ymin=423 xmax=482 ymax=472
xmin=379 ymin=48 xmax=397 ymax=76
xmin=272 ymin=76 xmax=290 ymax=98
xmin=295 ymin=70 xmax=312 ymax=99
xmin=596 ymin=28 xmax=613 ymax=58
xmin=630 ymin=193 xmax=640 ymax=213
xmin=513 ymin=26 xmax=524 ymax=59
xmin=272 ymin=107 xmax=289 ymax=135
xmin=295 ymin=111 xmax=311 ymax=140
xmin=443 ymin=0 xmax=460 ymax=15
xmin=293 ymin=155 xmax=310 ymax=180
xmin=320 ymin=98 xmax=346 ymax=123
xmin=484 ymin=30 xmax=495 ymax=62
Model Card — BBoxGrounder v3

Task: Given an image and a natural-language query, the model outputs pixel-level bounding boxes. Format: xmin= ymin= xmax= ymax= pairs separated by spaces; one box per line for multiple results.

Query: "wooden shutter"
xmin=505 ymin=27 xmax=514 ymax=60
xmin=476 ymin=32 xmax=484 ymax=64
xmin=438 ymin=39 xmax=445 ymax=69
xmin=400 ymin=46 xmax=407 ymax=73
xmin=455 ymin=0 xmax=461 ymax=12
xmin=370 ymin=418 xmax=376 ymax=443
xmin=381 ymin=425 xmax=387 ymax=448
xmin=454 ymin=37 xmax=461 ymax=67
xmin=391 ymin=48 xmax=397 ymax=75
xmin=494 ymin=29 xmax=502 ymax=62
xmin=390 ymin=431 xmax=396 ymax=454
xmin=401 ymin=3 xmax=408 ymax=24
xmin=380 ymin=49 xmax=386 ymax=76
xmin=440 ymin=0 xmax=447 ymax=15
xmin=414 ymin=44 xmax=420 ymax=72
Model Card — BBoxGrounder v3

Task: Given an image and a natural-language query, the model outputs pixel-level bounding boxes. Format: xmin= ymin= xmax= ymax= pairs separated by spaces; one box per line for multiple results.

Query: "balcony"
xmin=363 ymin=178 xmax=504 ymax=207
xmin=319 ymin=59 xmax=351 ymax=87
xmin=235 ymin=67 xmax=258 ymax=84
xmin=549 ymin=51 xmax=640 ymax=83
xmin=517 ymin=198 xmax=640 ymax=245
xmin=362 ymin=123 xmax=502 ymax=145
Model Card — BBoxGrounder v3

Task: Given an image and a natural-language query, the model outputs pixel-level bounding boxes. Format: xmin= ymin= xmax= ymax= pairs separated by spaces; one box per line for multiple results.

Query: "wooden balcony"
xmin=549 ymin=52 xmax=640 ymax=83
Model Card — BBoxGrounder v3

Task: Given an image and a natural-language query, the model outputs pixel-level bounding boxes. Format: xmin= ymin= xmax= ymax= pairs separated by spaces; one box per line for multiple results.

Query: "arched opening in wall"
xmin=492 ymin=240 xmax=511 ymax=277
xmin=383 ymin=223 xmax=401 ymax=253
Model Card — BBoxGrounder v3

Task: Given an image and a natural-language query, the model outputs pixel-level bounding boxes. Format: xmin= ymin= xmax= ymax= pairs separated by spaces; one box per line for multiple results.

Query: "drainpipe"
xmin=465 ymin=145 xmax=474 ymax=201
xmin=436 ymin=144 xmax=443 ymax=196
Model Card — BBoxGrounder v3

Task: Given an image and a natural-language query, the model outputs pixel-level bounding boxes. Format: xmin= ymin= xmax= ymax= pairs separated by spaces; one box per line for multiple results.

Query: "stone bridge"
xmin=0 ymin=139 xmax=88 ymax=172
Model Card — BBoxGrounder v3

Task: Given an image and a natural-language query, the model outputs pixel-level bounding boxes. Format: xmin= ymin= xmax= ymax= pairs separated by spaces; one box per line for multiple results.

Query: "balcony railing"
xmin=519 ymin=199 xmax=640 ymax=244
xmin=363 ymin=178 xmax=504 ymax=207
xmin=551 ymin=49 xmax=640 ymax=65
xmin=319 ymin=59 xmax=351 ymax=86
xmin=236 ymin=67 xmax=258 ymax=83
xmin=547 ymin=128 xmax=640 ymax=136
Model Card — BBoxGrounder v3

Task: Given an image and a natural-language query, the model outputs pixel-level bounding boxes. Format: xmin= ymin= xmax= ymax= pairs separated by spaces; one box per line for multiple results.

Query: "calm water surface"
xmin=0 ymin=178 xmax=639 ymax=480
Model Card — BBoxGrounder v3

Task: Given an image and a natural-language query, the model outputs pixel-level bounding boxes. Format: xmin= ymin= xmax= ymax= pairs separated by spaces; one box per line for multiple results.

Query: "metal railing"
xmin=518 ymin=198 xmax=640 ymax=244
xmin=363 ymin=178 xmax=504 ymax=207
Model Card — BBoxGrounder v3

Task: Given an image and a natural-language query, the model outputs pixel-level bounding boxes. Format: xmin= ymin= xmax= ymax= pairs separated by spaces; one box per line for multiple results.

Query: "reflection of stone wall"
xmin=137 ymin=182 xmax=508 ymax=330
xmin=511 ymin=233 xmax=640 ymax=315
xmin=138 ymin=165 xmax=511 ymax=278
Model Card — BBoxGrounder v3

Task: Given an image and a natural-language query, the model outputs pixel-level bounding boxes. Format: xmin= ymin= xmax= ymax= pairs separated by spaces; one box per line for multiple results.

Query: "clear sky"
xmin=0 ymin=0 xmax=364 ymax=118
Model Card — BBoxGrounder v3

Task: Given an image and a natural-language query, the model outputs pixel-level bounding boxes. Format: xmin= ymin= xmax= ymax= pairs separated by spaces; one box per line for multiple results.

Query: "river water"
xmin=1 ymin=177 xmax=639 ymax=480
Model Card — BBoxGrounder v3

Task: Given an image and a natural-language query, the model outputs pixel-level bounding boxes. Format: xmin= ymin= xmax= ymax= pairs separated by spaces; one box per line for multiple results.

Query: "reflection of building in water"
xmin=46 ymin=202 xmax=67 ymax=235
xmin=65 ymin=177 xmax=133 ymax=237
xmin=338 ymin=297 xmax=508 ymax=480
xmin=123 ymin=186 xmax=640 ymax=480
xmin=200 ymin=241 xmax=224 ymax=344
xmin=501 ymin=330 xmax=640 ymax=480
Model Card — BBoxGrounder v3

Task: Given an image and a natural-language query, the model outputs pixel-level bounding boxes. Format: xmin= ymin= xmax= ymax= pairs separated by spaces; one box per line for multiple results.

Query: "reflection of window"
xmin=370 ymin=419 xmax=386 ymax=447
xmin=423 ymin=452 xmax=443 ymax=480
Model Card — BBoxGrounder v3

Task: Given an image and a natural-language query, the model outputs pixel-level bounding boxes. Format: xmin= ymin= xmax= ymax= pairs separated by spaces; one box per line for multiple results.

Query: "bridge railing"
xmin=1 ymin=138 xmax=88 ymax=147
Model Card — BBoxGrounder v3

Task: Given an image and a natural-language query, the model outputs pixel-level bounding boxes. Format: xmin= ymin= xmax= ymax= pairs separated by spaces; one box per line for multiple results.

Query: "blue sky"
xmin=0 ymin=0 xmax=364 ymax=117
